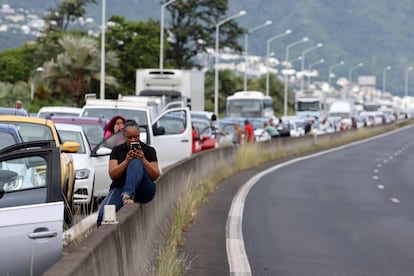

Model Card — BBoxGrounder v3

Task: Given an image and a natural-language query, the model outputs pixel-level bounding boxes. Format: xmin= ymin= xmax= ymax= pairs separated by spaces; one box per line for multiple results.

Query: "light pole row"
xmin=348 ymin=62 xmax=364 ymax=83
xmin=307 ymin=58 xmax=324 ymax=86
xmin=283 ymin=37 xmax=309 ymax=116
xmin=299 ymin=43 xmax=323 ymax=91
xmin=214 ymin=10 xmax=246 ymax=115
xmin=244 ymin=20 xmax=272 ymax=91
xmin=265 ymin=29 xmax=292 ymax=96
xmin=328 ymin=60 xmax=344 ymax=87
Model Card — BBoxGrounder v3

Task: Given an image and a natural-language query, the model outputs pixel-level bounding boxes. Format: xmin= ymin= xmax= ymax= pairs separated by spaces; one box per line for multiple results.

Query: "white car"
xmin=285 ymin=119 xmax=306 ymax=137
xmin=37 ymin=106 xmax=83 ymax=118
xmin=55 ymin=123 xmax=110 ymax=209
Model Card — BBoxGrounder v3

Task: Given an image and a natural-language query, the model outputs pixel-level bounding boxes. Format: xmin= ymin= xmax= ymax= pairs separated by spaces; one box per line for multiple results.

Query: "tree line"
xmin=0 ymin=0 xmax=289 ymax=115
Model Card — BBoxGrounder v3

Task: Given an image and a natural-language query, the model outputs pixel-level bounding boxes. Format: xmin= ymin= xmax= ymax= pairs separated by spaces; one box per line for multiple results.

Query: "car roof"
xmin=54 ymin=123 xmax=84 ymax=132
xmin=50 ymin=116 xmax=107 ymax=125
xmin=0 ymin=115 xmax=60 ymax=145
xmin=0 ymin=107 xmax=29 ymax=116
xmin=0 ymin=115 xmax=55 ymax=125
xmin=37 ymin=106 xmax=82 ymax=118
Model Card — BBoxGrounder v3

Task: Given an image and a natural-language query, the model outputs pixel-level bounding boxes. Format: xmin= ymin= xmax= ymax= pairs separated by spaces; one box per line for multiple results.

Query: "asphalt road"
xmin=181 ymin=126 xmax=414 ymax=276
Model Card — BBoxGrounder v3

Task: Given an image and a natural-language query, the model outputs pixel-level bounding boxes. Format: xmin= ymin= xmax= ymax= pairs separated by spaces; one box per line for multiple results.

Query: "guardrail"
xmin=44 ymin=124 xmax=404 ymax=275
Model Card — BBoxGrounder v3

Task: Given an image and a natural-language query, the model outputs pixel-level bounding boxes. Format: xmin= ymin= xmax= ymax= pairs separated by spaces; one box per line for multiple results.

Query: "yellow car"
xmin=0 ymin=116 xmax=79 ymax=220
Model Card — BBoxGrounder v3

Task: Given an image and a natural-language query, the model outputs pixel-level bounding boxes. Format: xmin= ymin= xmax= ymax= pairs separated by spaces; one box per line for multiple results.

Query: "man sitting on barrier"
xmin=97 ymin=119 xmax=161 ymax=226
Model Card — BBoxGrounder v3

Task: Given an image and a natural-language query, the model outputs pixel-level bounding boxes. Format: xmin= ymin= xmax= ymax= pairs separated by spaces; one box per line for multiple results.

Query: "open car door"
xmin=0 ymin=141 xmax=63 ymax=276
xmin=151 ymin=107 xmax=192 ymax=169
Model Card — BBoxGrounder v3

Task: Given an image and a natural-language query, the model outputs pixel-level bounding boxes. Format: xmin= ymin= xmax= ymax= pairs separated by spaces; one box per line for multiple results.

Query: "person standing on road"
xmin=232 ymin=122 xmax=243 ymax=145
xmin=304 ymin=119 xmax=314 ymax=135
xmin=244 ymin=119 xmax=254 ymax=143
xmin=97 ymin=120 xmax=160 ymax=226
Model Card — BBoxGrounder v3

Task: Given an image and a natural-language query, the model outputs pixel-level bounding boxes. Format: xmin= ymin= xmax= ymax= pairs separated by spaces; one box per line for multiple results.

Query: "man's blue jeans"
xmin=97 ymin=158 xmax=156 ymax=226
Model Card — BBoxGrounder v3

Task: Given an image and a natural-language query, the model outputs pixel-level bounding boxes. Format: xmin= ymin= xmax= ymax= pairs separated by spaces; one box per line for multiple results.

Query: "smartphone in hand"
xmin=130 ymin=142 xmax=141 ymax=151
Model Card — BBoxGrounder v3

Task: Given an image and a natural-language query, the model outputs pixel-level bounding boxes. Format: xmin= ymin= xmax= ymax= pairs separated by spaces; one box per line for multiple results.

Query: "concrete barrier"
xmin=44 ymin=126 xmax=394 ymax=275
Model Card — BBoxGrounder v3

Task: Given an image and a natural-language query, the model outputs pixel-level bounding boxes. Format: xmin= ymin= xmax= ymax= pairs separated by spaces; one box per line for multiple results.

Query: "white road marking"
xmin=377 ymin=164 xmax=382 ymax=168
xmin=226 ymin=125 xmax=413 ymax=275
xmin=378 ymin=185 xmax=385 ymax=189
xmin=383 ymin=159 xmax=388 ymax=163
xmin=372 ymin=175 xmax=379 ymax=180
xmin=374 ymin=169 xmax=379 ymax=173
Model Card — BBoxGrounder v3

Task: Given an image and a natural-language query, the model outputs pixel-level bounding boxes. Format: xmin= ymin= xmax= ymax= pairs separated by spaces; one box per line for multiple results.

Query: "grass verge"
xmin=155 ymin=122 xmax=414 ymax=276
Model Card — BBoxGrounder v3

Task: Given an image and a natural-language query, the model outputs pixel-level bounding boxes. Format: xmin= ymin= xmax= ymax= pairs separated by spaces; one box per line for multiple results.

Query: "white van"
xmin=80 ymin=99 xmax=193 ymax=170
xmin=328 ymin=100 xmax=355 ymax=128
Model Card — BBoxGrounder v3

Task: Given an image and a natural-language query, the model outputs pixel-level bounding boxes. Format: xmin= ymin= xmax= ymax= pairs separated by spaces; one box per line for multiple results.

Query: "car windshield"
xmin=82 ymin=108 xmax=148 ymax=126
xmin=6 ymin=122 xmax=54 ymax=142
xmin=192 ymin=120 xmax=211 ymax=135
xmin=57 ymin=130 xmax=86 ymax=153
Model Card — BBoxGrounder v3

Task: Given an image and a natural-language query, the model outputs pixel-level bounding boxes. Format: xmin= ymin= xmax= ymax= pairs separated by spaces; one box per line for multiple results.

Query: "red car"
xmin=192 ymin=118 xmax=218 ymax=151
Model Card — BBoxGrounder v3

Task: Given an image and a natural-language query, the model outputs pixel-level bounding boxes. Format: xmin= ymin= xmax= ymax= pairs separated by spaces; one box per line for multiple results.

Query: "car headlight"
xmin=75 ymin=169 xmax=90 ymax=179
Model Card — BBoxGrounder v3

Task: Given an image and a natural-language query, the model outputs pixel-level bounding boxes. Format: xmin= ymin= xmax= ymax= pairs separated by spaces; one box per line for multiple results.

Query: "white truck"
xmin=136 ymin=68 xmax=205 ymax=112
xmin=328 ymin=100 xmax=356 ymax=129
xmin=295 ymin=89 xmax=325 ymax=119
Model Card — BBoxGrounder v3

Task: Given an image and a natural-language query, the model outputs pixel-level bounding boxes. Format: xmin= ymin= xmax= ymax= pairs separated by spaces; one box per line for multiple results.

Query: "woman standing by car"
xmin=104 ymin=115 xmax=126 ymax=138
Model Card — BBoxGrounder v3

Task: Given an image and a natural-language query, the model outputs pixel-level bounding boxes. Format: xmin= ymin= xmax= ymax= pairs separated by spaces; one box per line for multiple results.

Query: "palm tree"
xmin=42 ymin=34 xmax=119 ymax=106
xmin=0 ymin=81 xmax=29 ymax=107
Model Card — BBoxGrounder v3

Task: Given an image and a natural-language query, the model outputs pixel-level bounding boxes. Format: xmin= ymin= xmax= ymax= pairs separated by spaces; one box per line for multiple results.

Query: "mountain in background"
xmin=1 ymin=0 xmax=414 ymax=96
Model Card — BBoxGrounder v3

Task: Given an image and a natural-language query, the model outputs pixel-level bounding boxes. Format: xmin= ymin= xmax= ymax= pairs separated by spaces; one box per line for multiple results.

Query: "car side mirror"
xmin=92 ymin=147 xmax=112 ymax=157
xmin=153 ymin=126 xmax=165 ymax=136
xmin=61 ymin=141 xmax=79 ymax=153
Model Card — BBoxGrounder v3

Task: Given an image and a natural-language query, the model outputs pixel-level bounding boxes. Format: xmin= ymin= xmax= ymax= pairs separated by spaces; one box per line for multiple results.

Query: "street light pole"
xmin=289 ymin=55 xmax=302 ymax=67
xmin=348 ymin=62 xmax=364 ymax=83
xmin=244 ymin=20 xmax=272 ymax=91
xmin=159 ymin=0 xmax=177 ymax=70
xmin=382 ymin=66 xmax=391 ymax=95
xmin=405 ymin=66 xmax=413 ymax=97
xmin=328 ymin=60 xmax=344 ymax=88
xmin=30 ymin=67 xmax=44 ymax=101
xmin=214 ymin=10 xmax=246 ymax=115
xmin=307 ymin=58 xmax=324 ymax=86
xmin=283 ymin=37 xmax=309 ymax=116
xmin=99 ymin=0 xmax=106 ymax=99
xmin=300 ymin=43 xmax=323 ymax=91
xmin=265 ymin=29 xmax=292 ymax=96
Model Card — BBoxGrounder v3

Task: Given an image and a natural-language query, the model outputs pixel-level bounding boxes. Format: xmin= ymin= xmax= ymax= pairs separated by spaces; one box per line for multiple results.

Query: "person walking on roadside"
xmin=244 ymin=119 xmax=254 ymax=143
xmin=97 ymin=120 xmax=160 ymax=226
